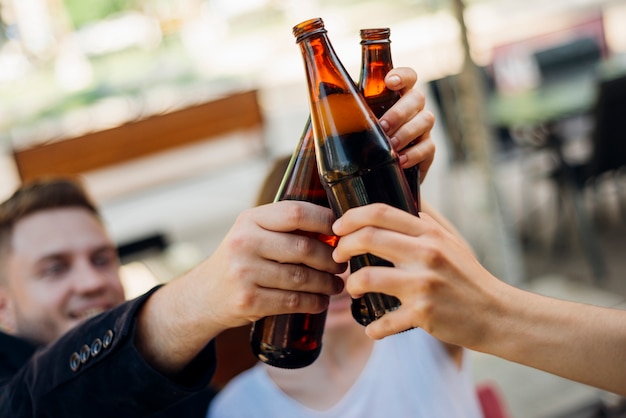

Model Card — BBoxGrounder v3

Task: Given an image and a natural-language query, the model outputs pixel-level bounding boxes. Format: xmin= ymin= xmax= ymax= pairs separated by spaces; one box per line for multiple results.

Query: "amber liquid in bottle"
xmin=358 ymin=27 xmax=420 ymax=203
xmin=351 ymin=28 xmax=422 ymax=325
xmin=250 ymin=119 xmax=337 ymax=369
xmin=294 ymin=18 xmax=418 ymax=327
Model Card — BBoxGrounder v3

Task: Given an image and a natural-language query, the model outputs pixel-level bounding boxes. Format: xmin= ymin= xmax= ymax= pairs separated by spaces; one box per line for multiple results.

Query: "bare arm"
xmin=332 ymin=204 xmax=626 ymax=396
xmin=487 ymin=284 xmax=626 ymax=395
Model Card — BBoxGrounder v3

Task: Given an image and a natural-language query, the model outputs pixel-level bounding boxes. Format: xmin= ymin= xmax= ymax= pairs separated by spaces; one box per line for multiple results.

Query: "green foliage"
xmin=63 ymin=0 xmax=139 ymax=29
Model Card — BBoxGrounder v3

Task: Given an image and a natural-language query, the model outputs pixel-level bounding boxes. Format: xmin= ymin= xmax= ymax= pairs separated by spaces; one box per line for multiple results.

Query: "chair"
xmin=476 ymin=382 xmax=511 ymax=418
xmin=587 ymin=74 xmax=626 ymax=179
xmin=553 ymin=73 xmax=626 ymax=214
xmin=547 ymin=73 xmax=626 ymax=281
xmin=533 ymin=37 xmax=603 ymax=85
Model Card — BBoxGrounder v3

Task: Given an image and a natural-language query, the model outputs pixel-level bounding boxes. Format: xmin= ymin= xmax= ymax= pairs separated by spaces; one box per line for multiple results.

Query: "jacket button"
xmin=69 ymin=352 xmax=81 ymax=372
xmin=79 ymin=344 xmax=91 ymax=364
xmin=102 ymin=330 xmax=114 ymax=348
xmin=91 ymin=338 xmax=103 ymax=357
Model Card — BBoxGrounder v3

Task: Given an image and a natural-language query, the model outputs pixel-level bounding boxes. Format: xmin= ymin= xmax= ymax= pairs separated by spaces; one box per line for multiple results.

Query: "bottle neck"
xmin=358 ymin=42 xmax=399 ymax=119
xmin=358 ymin=42 xmax=394 ymax=90
xmin=358 ymin=28 xmax=393 ymax=89
xmin=297 ymin=28 xmax=363 ymax=111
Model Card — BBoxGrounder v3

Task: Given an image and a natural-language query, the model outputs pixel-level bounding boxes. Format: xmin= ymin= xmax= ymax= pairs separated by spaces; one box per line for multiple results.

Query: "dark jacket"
xmin=0 ymin=288 xmax=216 ymax=417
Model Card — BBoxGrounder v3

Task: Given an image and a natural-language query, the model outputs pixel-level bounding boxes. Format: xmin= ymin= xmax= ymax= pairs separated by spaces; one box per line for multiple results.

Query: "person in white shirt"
xmin=208 ymin=283 xmax=482 ymax=418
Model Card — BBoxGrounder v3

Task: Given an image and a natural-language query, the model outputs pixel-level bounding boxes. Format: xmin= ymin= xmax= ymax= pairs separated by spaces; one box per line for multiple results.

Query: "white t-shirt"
xmin=207 ymin=328 xmax=483 ymax=418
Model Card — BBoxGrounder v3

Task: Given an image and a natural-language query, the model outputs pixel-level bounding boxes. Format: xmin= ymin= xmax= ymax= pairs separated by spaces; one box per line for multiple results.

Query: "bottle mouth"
xmin=359 ymin=28 xmax=391 ymax=44
xmin=293 ymin=17 xmax=327 ymax=43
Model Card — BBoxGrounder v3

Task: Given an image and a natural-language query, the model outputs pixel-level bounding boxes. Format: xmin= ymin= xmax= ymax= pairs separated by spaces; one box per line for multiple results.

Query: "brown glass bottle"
xmin=293 ymin=18 xmax=418 ymax=327
xmin=250 ymin=118 xmax=337 ymax=369
xmin=351 ymin=27 xmax=423 ymax=326
xmin=357 ymin=27 xmax=420 ymax=204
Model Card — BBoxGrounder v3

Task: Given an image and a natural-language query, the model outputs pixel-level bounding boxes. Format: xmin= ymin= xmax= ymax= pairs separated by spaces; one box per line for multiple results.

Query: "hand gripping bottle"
xmin=352 ymin=27 xmax=423 ymax=326
xmin=250 ymin=119 xmax=337 ymax=368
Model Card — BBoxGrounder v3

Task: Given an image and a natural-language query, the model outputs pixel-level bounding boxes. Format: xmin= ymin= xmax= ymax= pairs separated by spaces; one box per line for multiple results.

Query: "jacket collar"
xmin=0 ymin=331 xmax=40 ymax=377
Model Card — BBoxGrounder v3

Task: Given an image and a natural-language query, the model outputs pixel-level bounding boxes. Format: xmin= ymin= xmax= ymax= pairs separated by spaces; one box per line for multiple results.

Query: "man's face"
xmin=0 ymin=208 xmax=126 ymax=345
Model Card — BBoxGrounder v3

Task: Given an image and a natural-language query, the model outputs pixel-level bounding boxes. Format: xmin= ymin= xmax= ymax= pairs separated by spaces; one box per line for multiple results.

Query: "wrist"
xmin=135 ymin=275 xmax=219 ymax=376
xmin=472 ymin=279 xmax=526 ymax=356
xmin=478 ymin=283 xmax=569 ymax=365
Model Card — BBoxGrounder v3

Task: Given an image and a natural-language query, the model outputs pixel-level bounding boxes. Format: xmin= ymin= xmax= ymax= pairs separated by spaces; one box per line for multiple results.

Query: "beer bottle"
xmin=357 ymin=27 xmax=421 ymax=204
xmin=249 ymin=118 xmax=337 ymax=369
xmin=351 ymin=27 xmax=423 ymax=326
xmin=293 ymin=18 xmax=418 ymax=327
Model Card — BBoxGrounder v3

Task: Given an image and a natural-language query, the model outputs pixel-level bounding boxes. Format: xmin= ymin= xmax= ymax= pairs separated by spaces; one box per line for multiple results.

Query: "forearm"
xmin=135 ymin=270 xmax=224 ymax=377
xmin=481 ymin=285 xmax=626 ymax=396
xmin=423 ymin=203 xmax=626 ymax=393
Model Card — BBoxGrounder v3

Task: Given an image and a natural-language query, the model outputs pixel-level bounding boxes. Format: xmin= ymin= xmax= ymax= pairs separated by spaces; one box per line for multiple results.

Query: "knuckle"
xmin=423 ymin=275 xmax=444 ymax=294
xmin=415 ymin=301 xmax=436 ymax=332
xmin=414 ymin=142 xmax=435 ymax=162
xmin=232 ymin=287 xmax=257 ymax=312
xmin=415 ymin=89 xmax=426 ymax=107
xmin=360 ymin=227 xmax=378 ymax=245
xmin=422 ymin=109 xmax=435 ymax=126
xmin=284 ymin=201 xmax=307 ymax=225
xmin=285 ymin=292 xmax=301 ymax=309
xmin=357 ymin=267 xmax=374 ymax=287
xmin=235 ymin=208 xmax=256 ymax=225
xmin=421 ymin=245 xmax=444 ymax=268
xmin=225 ymin=219 xmax=258 ymax=253
xmin=423 ymin=138 xmax=436 ymax=155
xmin=290 ymin=265 xmax=308 ymax=287
xmin=226 ymin=230 xmax=249 ymax=252
xmin=293 ymin=235 xmax=315 ymax=256
xmin=370 ymin=203 xmax=391 ymax=220
xmin=227 ymin=259 xmax=255 ymax=280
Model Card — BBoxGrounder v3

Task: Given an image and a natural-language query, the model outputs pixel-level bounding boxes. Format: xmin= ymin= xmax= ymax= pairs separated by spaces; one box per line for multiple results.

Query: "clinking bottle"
xmin=294 ymin=18 xmax=418 ymax=327
xmin=249 ymin=118 xmax=336 ymax=369
xmin=357 ymin=27 xmax=421 ymax=204
xmin=350 ymin=27 xmax=422 ymax=326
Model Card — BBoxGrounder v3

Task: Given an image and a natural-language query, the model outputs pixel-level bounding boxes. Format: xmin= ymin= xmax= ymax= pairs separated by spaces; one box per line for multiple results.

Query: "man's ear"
xmin=0 ymin=287 xmax=16 ymax=334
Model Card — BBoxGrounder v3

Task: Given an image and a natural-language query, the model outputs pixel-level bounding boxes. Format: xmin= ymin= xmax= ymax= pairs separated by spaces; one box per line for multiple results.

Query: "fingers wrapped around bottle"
xmin=331 ymin=203 xmax=501 ymax=348
xmin=379 ymin=67 xmax=436 ymax=182
xmin=205 ymin=201 xmax=346 ymax=327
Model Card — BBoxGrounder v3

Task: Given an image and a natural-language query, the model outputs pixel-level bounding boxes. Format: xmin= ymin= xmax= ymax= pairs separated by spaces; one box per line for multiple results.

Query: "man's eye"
xmin=42 ymin=262 xmax=68 ymax=277
xmin=93 ymin=253 xmax=118 ymax=268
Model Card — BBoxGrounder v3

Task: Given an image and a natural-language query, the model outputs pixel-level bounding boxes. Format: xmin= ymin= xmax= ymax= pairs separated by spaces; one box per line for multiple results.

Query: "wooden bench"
xmin=12 ymin=89 xmax=266 ymax=183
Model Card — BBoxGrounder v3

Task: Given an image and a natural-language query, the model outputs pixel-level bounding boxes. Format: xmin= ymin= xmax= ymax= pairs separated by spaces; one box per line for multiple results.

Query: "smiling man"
xmin=0 ymin=190 xmax=124 ymax=345
xmin=0 ymin=177 xmax=342 ymax=417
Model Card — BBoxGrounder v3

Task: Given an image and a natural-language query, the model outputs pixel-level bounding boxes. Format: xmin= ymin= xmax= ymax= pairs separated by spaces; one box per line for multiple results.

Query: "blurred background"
xmin=1 ymin=0 xmax=626 ymax=416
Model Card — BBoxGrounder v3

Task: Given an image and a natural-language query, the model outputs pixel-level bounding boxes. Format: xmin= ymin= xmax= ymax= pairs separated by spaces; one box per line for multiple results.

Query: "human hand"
xmin=193 ymin=200 xmax=345 ymax=332
xmin=136 ymin=201 xmax=345 ymax=375
xmin=331 ymin=203 xmax=505 ymax=349
xmin=380 ymin=67 xmax=435 ymax=183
